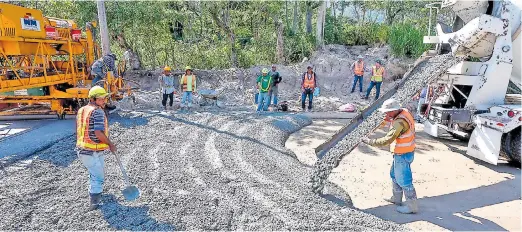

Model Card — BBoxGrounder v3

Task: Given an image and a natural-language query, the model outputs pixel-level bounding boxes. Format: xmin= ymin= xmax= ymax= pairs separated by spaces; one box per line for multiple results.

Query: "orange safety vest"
xmin=303 ymin=73 xmax=316 ymax=88
xmin=76 ymin=104 xmax=109 ymax=151
xmin=390 ymin=109 xmax=416 ymax=154
xmin=181 ymin=74 xmax=196 ymax=92
xmin=354 ymin=61 xmax=364 ymax=76
xmin=371 ymin=66 xmax=385 ymax=82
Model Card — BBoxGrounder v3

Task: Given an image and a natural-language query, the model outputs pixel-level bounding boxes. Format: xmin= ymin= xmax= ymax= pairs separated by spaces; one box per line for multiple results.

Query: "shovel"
xmin=112 ymin=151 xmax=140 ymax=201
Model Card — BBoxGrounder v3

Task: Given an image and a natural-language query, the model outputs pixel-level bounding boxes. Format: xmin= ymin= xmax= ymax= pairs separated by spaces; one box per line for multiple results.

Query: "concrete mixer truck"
xmin=420 ymin=0 xmax=522 ymax=165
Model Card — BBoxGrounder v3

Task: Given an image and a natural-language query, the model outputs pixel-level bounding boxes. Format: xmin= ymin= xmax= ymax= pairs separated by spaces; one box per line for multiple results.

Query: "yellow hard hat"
xmin=185 ymin=66 xmax=192 ymax=71
xmin=164 ymin=66 xmax=171 ymax=71
xmin=262 ymin=68 xmax=269 ymax=74
xmin=88 ymin=86 xmax=110 ymax=98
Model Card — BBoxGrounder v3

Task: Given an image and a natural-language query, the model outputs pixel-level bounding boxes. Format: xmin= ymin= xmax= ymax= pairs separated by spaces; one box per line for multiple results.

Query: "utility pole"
xmin=96 ymin=0 xmax=111 ymax=55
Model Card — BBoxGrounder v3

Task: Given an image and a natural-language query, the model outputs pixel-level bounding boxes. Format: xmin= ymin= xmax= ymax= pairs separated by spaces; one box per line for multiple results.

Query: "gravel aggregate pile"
xmin=0 ymin=110 xmax=408 ymax=231
xmin=310 ymin=54 xmax=461 ymax=193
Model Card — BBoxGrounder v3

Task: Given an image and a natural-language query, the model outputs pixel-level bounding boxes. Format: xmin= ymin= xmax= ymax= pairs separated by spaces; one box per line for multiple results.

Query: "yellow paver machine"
xmin=0 ymin=3 xmax=136 ymax=119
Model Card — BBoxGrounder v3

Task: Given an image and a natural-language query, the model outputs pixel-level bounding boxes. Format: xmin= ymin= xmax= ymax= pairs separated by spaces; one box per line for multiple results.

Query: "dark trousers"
xmin=301 ymin=89 xmax=313 ymax=110
xmin=351 ymin=75 xmax=363 ymax=93
xmin=365 ymin=81 xmax=382 ymax=99
xmin=162 ymin=93 xmax=173 ymax=107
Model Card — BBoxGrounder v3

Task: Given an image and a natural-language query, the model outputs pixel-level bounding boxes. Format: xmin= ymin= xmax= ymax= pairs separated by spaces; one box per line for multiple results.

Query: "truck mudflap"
xmin=467 ymin=124 xmax=503 ymax=165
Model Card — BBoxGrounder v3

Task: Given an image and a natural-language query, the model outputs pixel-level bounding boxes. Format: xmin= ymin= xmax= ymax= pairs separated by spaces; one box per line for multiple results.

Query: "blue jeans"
xmin=351 ymin=75 xmax=363 ymax=93
xmin=254 ymin=93 xmax=259 ymax=104
xmin=366 ymin=81 xmax=382 ymax=99
xmin=257 ymin=92 xmax=270 ymax=111
xmin=181 ymin=91 xmax=193 ymax=107
xmin=92 ymin=74 xmax=104 ymax=86
xmin=78 ymin=151 xmax=105 ymax=194
xmin=301 ymin=89 xmax=313 ymax=110
xmin=268 ymin=85 xmax=279 ymax=105
xmin=390 ymin=152 xmax=415 ymax=192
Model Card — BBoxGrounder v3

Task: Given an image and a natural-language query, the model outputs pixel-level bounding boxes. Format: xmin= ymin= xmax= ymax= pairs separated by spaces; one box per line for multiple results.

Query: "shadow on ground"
xmin=100 ymin=194 xmax=176 ymax=231
xmin=364 ymin=162 xmax=520 ymax=231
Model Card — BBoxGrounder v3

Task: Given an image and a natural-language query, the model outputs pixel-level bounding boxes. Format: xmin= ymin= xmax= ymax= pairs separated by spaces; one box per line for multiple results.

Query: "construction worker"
xmin=268 ymin=65 xmax=282 ymax=106
xmin=256 ymin=68 xmax=272 ymax=112
xmin=76 ymin=86 xmax=117 ymax=210
xmin=91 ymin=53 xmax=118 ymax=87
xmin=158 ymin=66 xmax=176 ymax=110
xmin=364 ymin=59 xmax=386 ymax=100
xmin=301 ymin=66 xmax=317 ymax=112
xmin=351 ymin=55 xmax=366 ymax=94
xmin=180 ymin=66 xmax=197 ymax=110
xmin=362 ymin=98 xmax=418 ymax=214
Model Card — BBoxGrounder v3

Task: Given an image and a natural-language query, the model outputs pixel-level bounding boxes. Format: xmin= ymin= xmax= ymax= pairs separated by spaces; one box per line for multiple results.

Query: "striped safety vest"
xmin=371 ymin=66 xmax=385 ymax=82
xmin=303 ymin=73 xmax=316 ymax=88
xmin=181 ymin=74 xmax=196 ymax=92
xmin=76 ymin=104 xmax=109 ymax=151
xmin=390 ymin=109 xmax=416 ymax=154
xmin=354 ymin=61 xmax=364 ymax=76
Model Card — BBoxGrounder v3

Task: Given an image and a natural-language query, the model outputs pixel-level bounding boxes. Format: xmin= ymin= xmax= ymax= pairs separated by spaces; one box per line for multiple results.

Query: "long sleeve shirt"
xmin=367 ymin=118 xmax=409 ymax=147
xmin=269 ymin=71 xmax=282 ymax=86
xmin=92 ymin=55 xmax=117 ymax=78
xmin=158 ymin=74 xmax=176 ymax=94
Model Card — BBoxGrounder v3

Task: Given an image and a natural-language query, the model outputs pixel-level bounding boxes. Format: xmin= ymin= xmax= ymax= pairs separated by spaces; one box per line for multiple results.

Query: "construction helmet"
xmin=185 ymin=66 xmax=192 ymax=71
xmin=262 ymin=68 xmax=269 ymax=74
xmin=164 ymin=66 xmax=171 ymax=71
xmin=378 ymin=98 xmax=401 ymax=113
xmin=88 ymin=86 xmax=110 ymax=98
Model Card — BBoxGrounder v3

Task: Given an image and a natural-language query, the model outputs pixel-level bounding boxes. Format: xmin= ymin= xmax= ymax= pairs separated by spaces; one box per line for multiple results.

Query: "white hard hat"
xmin=357 ymin=55 xmax=364 ymax=59
xmin=378 ymin=98 xmax=401 ymax=113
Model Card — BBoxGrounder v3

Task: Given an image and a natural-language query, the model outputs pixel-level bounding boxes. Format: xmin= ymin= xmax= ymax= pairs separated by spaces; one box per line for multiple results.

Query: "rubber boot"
xmin=396 ymin=188 xmax=418 ymax=214
xmin=384 ymin=182 xmax=403 ymax=205
xmin=89 ymin=193 xmax=102 ymax=210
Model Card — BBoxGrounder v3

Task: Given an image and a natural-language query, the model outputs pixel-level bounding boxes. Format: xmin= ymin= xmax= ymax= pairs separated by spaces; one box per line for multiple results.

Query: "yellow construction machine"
xmin=0 ymin=3 xmax=136 ymax=119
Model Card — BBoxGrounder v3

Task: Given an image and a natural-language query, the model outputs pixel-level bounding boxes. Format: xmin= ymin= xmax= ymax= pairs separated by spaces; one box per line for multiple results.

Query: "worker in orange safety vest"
xmin=350 ymin=55 xmax=366 ymax=94
xmin=301 ymin=66 xmax=317 ymax=112
xmin=76 ymin=86 xmax=117 ymax=210
xmin=362 ymin=98 xmax=418 ymax=214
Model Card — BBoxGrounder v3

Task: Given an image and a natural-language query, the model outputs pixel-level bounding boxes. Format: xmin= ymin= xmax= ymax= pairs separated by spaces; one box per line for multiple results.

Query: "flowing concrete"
xmin=286 ymin=119 xmax=521 ymax=231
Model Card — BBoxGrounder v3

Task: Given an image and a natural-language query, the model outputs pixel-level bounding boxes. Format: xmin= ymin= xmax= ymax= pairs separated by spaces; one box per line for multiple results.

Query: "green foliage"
xmin=10 ymin=0 xmax=433 ymax=69
xmin=388 ymin=23 xmax=430 ymax=58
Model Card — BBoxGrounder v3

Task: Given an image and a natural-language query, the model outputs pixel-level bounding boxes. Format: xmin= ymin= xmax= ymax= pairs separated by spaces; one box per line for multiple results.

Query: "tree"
xmin=209 ymin=2 xmax=238 ymax=68
xmin=316 ymin=1 xmax=326 ymax=47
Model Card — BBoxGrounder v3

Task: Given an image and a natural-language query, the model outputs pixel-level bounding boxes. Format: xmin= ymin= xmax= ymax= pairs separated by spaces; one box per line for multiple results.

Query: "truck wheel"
xmin=449 ymin=131 xmax=469 ymax=142
xmin=508 ymin=129 xmax=521 ymax=166
xmin=500 ymin=133 xmax=512 ymax=159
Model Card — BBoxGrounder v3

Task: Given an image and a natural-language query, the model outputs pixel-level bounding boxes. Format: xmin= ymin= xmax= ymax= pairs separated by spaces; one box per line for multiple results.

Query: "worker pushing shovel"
xmin=76 ymin=86 xmax=140 ymax=210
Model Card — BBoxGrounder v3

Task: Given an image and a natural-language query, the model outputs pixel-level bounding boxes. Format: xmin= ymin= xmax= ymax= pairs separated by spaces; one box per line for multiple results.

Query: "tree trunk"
xmin=292 ymin=1 xmax=298 ymax=34
xmin=316 ymin=0 xmax=326 ymax=47
xmin=275 ymin=18 xmax=285 ymax=64
xmin=210 ymin=6 xmax=238 ymax=68
xmin=306 ymin=2 xmax=312 ymax=34
xmin=113 ymin=32 xmax=141 ymax=69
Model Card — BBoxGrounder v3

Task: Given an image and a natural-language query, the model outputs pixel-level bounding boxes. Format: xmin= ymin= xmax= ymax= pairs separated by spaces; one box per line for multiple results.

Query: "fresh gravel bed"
xmin=0 ymin=110 xmax=408 ymax=231
xmin=310 ymin=54 xmax=462 ymax=193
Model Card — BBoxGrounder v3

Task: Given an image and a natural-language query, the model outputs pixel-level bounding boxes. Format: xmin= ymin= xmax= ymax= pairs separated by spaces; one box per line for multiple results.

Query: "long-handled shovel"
xmin=112 ymin=151 xmax=140 ymax=201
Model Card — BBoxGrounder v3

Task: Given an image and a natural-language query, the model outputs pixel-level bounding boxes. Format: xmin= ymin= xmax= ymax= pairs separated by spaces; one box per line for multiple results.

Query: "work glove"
xmin=361 ymin=137 xmax=371 ymax=144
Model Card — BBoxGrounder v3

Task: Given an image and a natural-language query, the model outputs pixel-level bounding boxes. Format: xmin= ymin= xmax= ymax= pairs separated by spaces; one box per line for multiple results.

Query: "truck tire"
xmin=500 ymin=133 xmax=512 ymax=159
xmin=508 ymin=129 xmax=521 ymax=166
xmin=449 ymin=131 xmax=469 ymax=142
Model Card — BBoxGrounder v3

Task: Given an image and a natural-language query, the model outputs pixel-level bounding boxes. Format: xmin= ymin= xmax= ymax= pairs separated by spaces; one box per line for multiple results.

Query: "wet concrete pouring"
xmin=0 ymin=110 xmax=408 ymax=230
xmin=310 ymin=54 xmax=460 ymax=193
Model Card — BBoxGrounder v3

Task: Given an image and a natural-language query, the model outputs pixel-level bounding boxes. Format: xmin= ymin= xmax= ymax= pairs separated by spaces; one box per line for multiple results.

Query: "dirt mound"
xmin=123 ymin=45 xmax=414 ymax=112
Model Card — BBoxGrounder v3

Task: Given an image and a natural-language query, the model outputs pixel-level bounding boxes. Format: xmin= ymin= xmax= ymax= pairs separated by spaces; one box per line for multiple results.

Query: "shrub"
xmin=388 ymin=23 xmax=430 ymax=58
